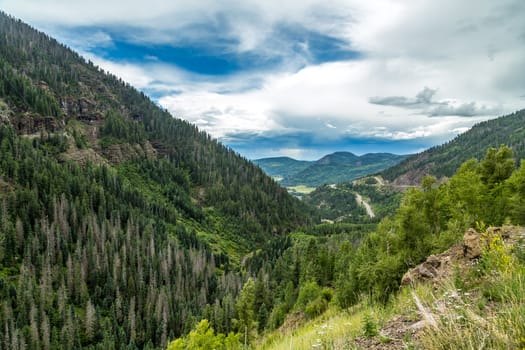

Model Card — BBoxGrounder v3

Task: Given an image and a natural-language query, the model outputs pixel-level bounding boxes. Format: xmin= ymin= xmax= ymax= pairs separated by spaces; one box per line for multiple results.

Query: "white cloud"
xmin=156 ymin=59 xmax=505 ymax=145
xmin=82 ymin=53 xmax=154 ymax=89
xmin=2 ymin=0 xmax=524 ymax=157
xmin=1 ymin=0 xmax=355 ymax=51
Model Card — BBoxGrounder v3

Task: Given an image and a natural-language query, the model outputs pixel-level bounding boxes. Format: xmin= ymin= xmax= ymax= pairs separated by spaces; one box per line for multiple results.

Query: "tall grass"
xmin=419 ymin=234 xmax=525 ymax=349
xmin=257 ymin=303 xmax=392 ymax=350
xmin=255 ymin=232 xmax=525 ymax=350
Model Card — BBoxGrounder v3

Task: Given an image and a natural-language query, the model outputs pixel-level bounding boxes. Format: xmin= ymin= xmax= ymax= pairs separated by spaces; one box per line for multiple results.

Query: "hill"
xmin=0 ymin=12 xmax=313 ymax=349
xmin=255 ymin=152 xmax=408 ymax=187
xmin=252 ymin=156 xmax=311 ymax=180
xmin=381 ymin=109 xmax=525 ymax=185
xmin=302 ymin=176 xmax=403 ymax=224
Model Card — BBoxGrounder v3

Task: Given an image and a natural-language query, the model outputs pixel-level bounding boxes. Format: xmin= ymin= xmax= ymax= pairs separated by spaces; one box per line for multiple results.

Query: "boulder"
xmin=401 ymin=255 xmax=441 ymax=286
xmin=462 ymin=228 xmax=482 ymax=259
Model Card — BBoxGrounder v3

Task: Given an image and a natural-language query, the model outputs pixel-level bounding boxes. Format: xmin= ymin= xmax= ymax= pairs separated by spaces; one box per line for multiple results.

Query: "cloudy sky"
xmin=1 ymin=0 xmax=524 ymax=159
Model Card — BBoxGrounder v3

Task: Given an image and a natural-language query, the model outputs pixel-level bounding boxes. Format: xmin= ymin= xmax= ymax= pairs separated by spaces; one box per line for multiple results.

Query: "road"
xmin=355 ymin=193 xmax=375 ymax=218
xmin=373 ymin=176 xmax=385 ymax=186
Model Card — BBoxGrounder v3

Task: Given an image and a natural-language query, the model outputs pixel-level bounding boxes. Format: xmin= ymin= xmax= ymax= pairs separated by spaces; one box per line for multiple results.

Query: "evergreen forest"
xmin=0 ymin=11 xmax=525 ymax=350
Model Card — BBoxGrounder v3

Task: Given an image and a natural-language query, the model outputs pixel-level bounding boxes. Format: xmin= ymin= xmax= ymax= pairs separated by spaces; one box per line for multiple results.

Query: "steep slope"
xmin=260 ymin=226 xmax=525 ymax=350
xmin=0 ymin=12 xmax=313 ymax=349
xmin=281 ymin=152 xmax=408 ymax=187
xmin=381 ymin=109 xmax=525 ymax=185
xmin=0 ymin=11 xmax=311 ymax=244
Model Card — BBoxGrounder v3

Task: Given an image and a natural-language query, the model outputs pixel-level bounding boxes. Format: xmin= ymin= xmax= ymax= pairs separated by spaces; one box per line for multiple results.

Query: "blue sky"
xmin=1 ymin=0 xmax=525 ymax=160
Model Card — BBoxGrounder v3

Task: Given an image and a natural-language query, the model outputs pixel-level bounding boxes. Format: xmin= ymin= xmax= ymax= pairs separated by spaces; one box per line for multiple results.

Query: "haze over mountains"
xmin=255 ymin=152 xmax=408 ymax=187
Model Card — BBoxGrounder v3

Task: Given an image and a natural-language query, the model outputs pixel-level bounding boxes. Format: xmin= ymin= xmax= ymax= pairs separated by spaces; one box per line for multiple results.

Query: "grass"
xmin=256 ymin=300 xmax=399 ymax=350
xmin=286 ymin=185 xmax=316 ymax=195
xmin=418 ymin=263 xmax=525 ymax=349
xmin=416 ymin=232 xmax=525 ymax=349
xmin=255 ymin=230 xmax=525 ymax=350
xmin=257 ymin=307 xmax=364 ymax=350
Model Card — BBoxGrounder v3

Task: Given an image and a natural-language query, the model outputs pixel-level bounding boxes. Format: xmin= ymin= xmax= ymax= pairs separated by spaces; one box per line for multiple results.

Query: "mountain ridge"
xmin=0 ymin=11 xmax=313 ymax=348
xmin=381 ymin=109 xmax=525 ymax=185
xmin=255 ymin=151 xmax=408 ymax=187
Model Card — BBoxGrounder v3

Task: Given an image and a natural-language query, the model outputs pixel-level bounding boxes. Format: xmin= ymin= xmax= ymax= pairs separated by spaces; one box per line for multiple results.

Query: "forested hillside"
xmin=252 ymin=157 xmax=311 ymax=180
xmin=0 ymin=12 xmax=312 ymax=349
xmin=303 ymin=178 xmax=403 ymax=223
xmin=255 ymin=152 xmax=407 ymax=187
xmin=382 ymin=109 xmax=525 ymax=185
xmin=2 ymin=10 xmax=525 ymax=350
xmin=168 ymin=144 xmax=525 ymax=349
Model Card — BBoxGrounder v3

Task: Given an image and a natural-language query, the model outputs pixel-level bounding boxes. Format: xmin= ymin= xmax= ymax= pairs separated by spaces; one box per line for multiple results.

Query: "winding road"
xmin=355 ymin=193 xmax=375 ymax=218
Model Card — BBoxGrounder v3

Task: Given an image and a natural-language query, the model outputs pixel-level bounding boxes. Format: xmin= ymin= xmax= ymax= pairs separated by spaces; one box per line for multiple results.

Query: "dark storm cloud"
xmin=370 ymin=87 xmax=501 ymax=117
xmin=369 ymin=87 xmax=438 ymax=108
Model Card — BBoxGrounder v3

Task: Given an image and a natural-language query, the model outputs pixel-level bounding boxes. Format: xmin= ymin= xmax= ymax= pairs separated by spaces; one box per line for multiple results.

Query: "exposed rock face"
xmin=463 ymin=228 xmax=482 ymax=259
xmin=101 ymin=141 xmax=157 ymax=164
xmin=400 ymin=226 xmax=525 ymax=287
xmin=14 ymin=114 xmax=64 ymax=134
xmin=391 ymin=156 xmax=432 ymax=186
xmin=60 ymin=97 xmax=104 ymax=122
xmin=58 ymin=148 xmax=109 ymax=167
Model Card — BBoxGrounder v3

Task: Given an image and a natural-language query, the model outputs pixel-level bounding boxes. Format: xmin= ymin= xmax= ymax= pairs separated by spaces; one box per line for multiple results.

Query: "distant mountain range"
xmin=381 ymin=109 xmax=525 ymax=185
xmin=254 ymin=151 xmax=409 ymax=187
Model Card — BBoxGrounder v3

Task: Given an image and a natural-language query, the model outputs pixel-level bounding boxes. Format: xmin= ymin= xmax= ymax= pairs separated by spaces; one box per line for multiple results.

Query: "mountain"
xmin=255 ymin=151 xmax=408 ymax=187
xmin=4 ymin=11 xmax=524 ymax=350
xmin=381 ymin=109 xmax=525 ymax=185
xmin=252 ymin=156 xmax=311 ymax=180
xmin=0 ymin=12 xmax=313 ymax=349
xmin=315 ymin=151 xmax=360 ymax=164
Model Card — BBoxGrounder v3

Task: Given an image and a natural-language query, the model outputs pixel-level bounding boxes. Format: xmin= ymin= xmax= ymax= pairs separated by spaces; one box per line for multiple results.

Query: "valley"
xmin=0 ymin=8 xmax=525 ymax=350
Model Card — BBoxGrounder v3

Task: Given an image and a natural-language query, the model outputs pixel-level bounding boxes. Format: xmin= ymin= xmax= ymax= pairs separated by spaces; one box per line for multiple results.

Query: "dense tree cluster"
xmin=0 ymin=10 xmax=313 ymax=350
xmin=208 ymin=145 xmax=525 ymax=340
xmin=303 ymin=182 xmax=402 ymax=223
xmin=0 ymin=125 xmax=246 ymax=349
xmin=100 ymin=111 xmax=146 ymax=146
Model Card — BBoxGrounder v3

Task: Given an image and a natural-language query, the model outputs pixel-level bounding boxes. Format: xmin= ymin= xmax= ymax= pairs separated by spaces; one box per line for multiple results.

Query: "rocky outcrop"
xmin=400 ymin=226 xmax=525 ymax=286
xmin=462 ymin=228 xmax=482 ymax=259
xmin=60 ymin=97 xmax=104 ymax=122
xmin=58 ymin=148 xmax=109 ymax=167
xmin=14 ymin=114 xmax=65 ymax=134
xmin=101 ymin=141 xmax=157 ymax=164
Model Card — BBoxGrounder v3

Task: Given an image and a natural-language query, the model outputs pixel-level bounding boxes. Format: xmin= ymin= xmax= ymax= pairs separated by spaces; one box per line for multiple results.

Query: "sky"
xmin=1 ymin=0 xmax=524 ymax=160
